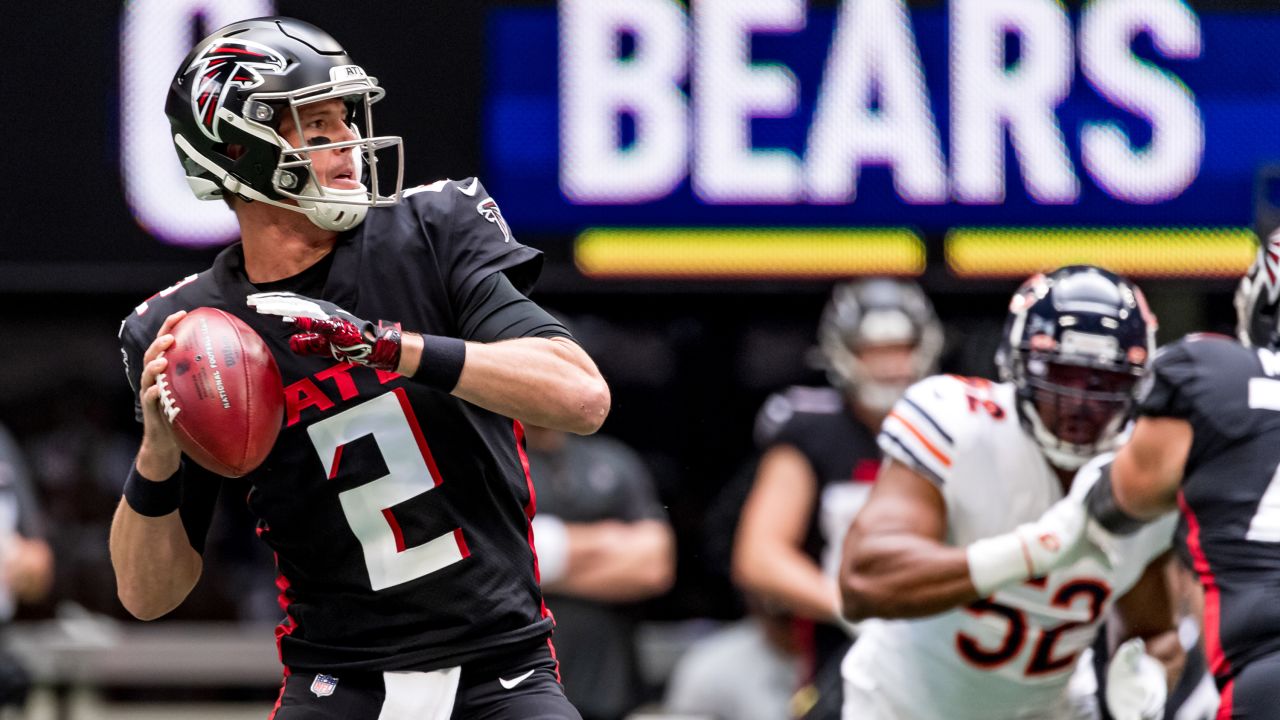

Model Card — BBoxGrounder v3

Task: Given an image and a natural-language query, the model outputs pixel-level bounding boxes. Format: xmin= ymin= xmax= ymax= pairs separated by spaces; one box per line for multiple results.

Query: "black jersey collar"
xmin=212 ymin=228 xmax=363 ymax=315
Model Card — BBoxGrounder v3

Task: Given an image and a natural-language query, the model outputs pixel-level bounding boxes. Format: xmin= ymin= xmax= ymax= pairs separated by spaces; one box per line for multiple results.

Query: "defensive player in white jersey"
xmin=839 ymin=266 xmax=1182 ymax=720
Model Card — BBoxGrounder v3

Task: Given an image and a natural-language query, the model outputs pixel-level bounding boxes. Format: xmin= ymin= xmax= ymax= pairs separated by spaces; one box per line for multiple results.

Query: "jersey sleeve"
xmin=1137 ymin=336 xmax=1265 ymax=468
xmin=753 ymin=387 xmax=845 ymax=451
xmin=456 ymin=271 xmax=574 ymax=343
xmin=877 ymin=376 xmax=964 ymax=486
xmin=416 ymin=178 xmax=544 ymax=313
xmin=119 ymin=316 xmax=149 ymax=423
xmin=176 ymin=462 xmax=224 ymax=555
xmin=1136 ymin=341 xmax=1199 ymax=420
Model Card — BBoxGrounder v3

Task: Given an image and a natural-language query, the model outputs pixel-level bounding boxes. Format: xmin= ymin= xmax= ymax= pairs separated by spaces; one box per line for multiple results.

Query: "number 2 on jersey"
xmin=307 ymin=388 xmax=468 ymax=591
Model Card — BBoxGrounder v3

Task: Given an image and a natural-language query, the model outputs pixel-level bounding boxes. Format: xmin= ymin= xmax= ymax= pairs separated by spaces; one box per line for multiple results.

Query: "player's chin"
xmin=1056 ymin=423 xmax=1102 ymax=446
xmin=324 ymin=178 xmax=362 ymax=191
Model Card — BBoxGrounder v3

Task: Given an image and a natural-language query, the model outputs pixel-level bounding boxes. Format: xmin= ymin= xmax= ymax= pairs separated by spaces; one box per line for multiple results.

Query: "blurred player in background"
xmin=522 ymin=423 xmax=675 ymax=720
xmin=110 ymin=16 xmax=608 ymax=720
xmin=840 ymin=265 xmax=1182 ymax=720
xmin=1081 ymin=230 xmax=1280 ymax=718
xmin=0 ymin=425 xmax=53 ymax=616
xmin=0 ymin=423 xmax=53 ymax=706
xmin=733 ymin=279 xmax=941 ymax=718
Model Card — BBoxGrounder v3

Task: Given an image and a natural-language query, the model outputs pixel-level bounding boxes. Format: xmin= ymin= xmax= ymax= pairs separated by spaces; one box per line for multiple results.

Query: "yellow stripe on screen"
xmin=945 ymin=227 xmax=1257 ymax=278
xmin=575 ymin=228 xmax=925 ymax=279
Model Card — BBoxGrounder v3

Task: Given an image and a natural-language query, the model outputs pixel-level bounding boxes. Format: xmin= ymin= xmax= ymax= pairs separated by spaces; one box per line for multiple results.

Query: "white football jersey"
xmin=842 ymin=375 xmax=1175 ymax=720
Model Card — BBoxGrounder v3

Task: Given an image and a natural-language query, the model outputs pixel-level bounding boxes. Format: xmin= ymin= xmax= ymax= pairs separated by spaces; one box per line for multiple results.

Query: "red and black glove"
xmin=247 ymin=292 xmax=402 ymax=371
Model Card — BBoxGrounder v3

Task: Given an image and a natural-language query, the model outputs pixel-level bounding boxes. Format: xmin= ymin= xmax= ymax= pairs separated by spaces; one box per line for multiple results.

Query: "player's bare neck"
xmin=1052 ymin=466 xmax=1074 ymax=494
xmin=237 ymin=204 xmax=338 ymax=283
xmin=851 ymin=401 xmax=888 ymax=434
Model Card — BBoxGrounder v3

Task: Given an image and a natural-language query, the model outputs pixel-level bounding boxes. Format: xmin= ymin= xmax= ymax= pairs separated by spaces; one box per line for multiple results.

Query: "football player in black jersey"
xmin=1082 ymin=230 xmax=1280 ymax=718
xmin=108 ymin=17 xmax=609 ymax=720
xmin=732 ymin=279 xmax=942 ymax=718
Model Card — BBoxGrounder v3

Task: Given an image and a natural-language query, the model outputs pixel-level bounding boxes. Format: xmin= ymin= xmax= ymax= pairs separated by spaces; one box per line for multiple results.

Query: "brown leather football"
xmin=158 ymin=307 xmax=283 ymax=477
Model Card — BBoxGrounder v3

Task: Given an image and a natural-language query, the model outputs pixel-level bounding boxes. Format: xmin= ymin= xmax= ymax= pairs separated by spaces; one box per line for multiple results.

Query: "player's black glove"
xmin=246 ymin=292 xmax=402 ymax=371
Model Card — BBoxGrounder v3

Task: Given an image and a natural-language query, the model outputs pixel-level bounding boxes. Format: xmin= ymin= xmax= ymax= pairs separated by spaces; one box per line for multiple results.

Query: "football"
xmin=157 ymin=308 xmax=284 ymax=478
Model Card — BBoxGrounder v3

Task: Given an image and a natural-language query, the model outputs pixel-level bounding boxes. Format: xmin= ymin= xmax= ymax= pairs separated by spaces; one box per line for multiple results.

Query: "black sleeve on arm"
xmin=176 ymin=463 xmax=223 ymax=555
xmin=1136 ymin=343 xmax=1197 ymax=419
xmin=121 ymin=460 xmax=221 ymax=554
xmin=1083 ymin=462 xmax=1147 ymax=535
xmin=457 ymin=271 xmax=574 ymax=343
xmin=120 ymin=318 xmax=148 ymax=422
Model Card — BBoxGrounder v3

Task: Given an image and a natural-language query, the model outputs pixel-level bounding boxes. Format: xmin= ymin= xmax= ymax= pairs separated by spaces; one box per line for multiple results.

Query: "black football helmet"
xmin=1236 ymin=228 xmax=1280 ymax=351
xmin=818 ymin=279 xmax=943 ymax=414
xmin=165 ymin=17 xmax=403 ymax=231
xmin=996 ymin=266 xmax=1156 ymax=470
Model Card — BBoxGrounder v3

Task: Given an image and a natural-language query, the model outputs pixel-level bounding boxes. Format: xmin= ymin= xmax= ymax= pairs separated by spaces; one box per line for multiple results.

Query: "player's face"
xmin=1031 ymin=362 xmax=1136 ymax=446
xmin=856 ymin=342 xmax=918 ymax=387
xmin=278 ymin=98 xmax=361 ymax=191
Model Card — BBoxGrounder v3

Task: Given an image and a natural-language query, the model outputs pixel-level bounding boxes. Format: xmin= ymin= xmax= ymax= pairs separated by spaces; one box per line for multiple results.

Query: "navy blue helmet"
xmin=996 ymin=266 xmax=1157 ymax=469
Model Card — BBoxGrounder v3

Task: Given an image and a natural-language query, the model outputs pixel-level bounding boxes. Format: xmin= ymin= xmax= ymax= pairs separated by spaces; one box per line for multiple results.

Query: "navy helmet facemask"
xmin=996 ymin=265 xmax=1157 ymax=470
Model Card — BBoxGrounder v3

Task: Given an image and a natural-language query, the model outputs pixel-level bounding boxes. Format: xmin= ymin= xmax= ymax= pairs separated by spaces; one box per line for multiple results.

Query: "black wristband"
xmin=124 ymin=463 xmax=183 ymax=517
xmin=413 ymin=334 xmax=467 ymax=391
xmin=1083 ymin=464 xmax=1146 ymax=535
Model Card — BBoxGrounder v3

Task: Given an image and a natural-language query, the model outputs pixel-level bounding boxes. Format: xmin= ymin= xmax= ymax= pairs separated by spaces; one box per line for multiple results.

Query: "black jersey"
xmin=753 ymin=386 xmax=880 ymax=671
xmin=1139 ymin=333 xmax=1280 ymax=683
xmin=525 ymin=435 xmax=666 ymax=720
xmin=755 ymin=386 xmax=881 ymax=562
xmin=118 ymin=179 xmax=555 ymax=673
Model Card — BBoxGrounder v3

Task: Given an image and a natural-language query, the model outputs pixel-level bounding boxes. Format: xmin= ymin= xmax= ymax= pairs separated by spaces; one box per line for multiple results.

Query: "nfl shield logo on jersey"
xmin=310 ymin=673 xmax=338 ymax=697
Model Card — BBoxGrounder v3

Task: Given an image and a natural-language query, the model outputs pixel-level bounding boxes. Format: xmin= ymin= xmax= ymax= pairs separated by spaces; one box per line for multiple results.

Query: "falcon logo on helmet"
xmin=185 ymin=39 xmax=288 ymax=142
xmin=1236 ymin=228 xmax=1280 ymax=350
xmin=166 ymin=18 xmax=404 ymax=232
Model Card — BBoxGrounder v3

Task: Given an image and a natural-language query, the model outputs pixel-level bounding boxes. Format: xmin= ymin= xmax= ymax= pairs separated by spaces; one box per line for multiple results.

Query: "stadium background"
xmin=0 ymin=0 xmax=1273 ymax=715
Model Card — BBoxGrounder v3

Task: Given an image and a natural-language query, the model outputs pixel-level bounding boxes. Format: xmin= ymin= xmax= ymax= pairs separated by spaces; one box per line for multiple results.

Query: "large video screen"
xmin=483 ymin=0 xmax=1280 ymax=279
xmin=10 ymin=1 xmax=1280 ymax=292
xmin=6 ymin=0 xmax=490 ymax=292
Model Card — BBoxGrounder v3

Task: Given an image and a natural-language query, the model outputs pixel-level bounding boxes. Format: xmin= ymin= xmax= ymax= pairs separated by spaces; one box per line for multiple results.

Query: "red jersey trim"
xmin=1178 ymin=490 xmax=1232 ymax=679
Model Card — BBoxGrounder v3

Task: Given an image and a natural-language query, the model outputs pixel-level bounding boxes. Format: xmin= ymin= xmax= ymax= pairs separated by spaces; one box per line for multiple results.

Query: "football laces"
xmin=154 ymin=352 xmax=181 ymax=423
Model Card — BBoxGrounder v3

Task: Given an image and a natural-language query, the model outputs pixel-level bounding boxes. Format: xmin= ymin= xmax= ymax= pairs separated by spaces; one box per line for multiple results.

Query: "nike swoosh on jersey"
xmin=458 ymin=177 xmax=481 ymax=196
xmin=498 ymin=668 xmax=536 ymax=690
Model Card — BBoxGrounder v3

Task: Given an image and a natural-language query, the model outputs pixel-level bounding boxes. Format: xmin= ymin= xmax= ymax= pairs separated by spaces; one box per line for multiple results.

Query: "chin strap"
xmin=298 ymin=182 xmax=371 ymax=232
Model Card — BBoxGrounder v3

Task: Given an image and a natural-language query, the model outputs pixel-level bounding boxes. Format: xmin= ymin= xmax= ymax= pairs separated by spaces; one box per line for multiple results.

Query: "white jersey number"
xmin=958 ymin=580 xmax=1110 ymax=676
xmin=1245 ymin=379 xmax=1280 ymax=542
xmin=307 ymin=389 xmax=468 ymax=591
xmin=1245 ymin=462 xmax=1280 ymax=542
